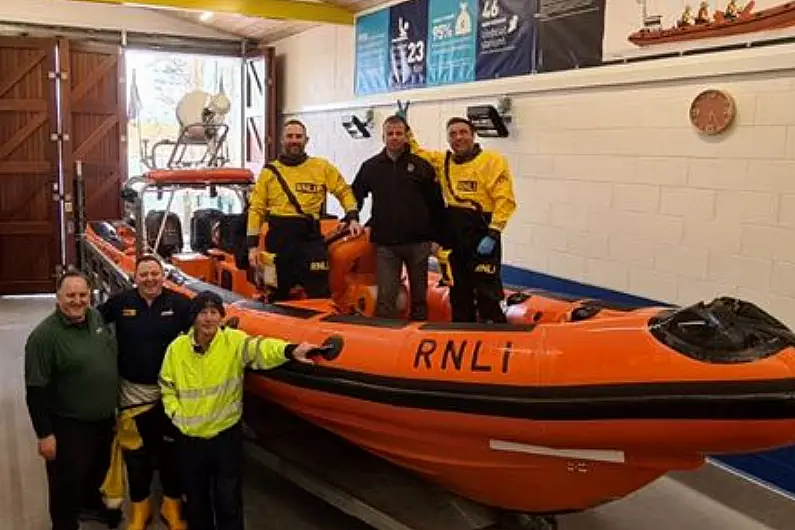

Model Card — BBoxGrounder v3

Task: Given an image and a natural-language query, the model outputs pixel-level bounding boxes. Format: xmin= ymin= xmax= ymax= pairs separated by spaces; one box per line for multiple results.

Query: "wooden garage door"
xmin=0 ymin=37 xmax=61 ymax=295
xmin=60 ymin=40 xmax=126 ymax=265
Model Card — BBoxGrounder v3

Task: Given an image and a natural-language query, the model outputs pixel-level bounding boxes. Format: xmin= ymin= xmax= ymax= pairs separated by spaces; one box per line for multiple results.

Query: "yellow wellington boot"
xmin=160 ymin=496 xmax=188 ymax=530
xmin=127 ymin=498 xmax=152 ymax=530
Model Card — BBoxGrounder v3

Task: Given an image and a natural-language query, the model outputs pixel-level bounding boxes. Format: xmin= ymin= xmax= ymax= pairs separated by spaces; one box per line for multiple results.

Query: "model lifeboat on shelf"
xmin=628 ymin=1 xmax=795 ymax=47
xmin=80 ymin=167 xmax=795 ymax=516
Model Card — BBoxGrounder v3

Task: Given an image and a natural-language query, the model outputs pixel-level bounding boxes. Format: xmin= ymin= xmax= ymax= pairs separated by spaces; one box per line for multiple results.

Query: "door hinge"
xmin=50 ymin=133 xmax=70 ymax=142
xmin=48 ymin=70 xmax=69 ymax=80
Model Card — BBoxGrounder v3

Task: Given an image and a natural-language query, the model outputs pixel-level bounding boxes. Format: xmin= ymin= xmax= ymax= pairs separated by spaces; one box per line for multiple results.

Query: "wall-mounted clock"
xmin=689 ymin=89 xmax=736 ymax=136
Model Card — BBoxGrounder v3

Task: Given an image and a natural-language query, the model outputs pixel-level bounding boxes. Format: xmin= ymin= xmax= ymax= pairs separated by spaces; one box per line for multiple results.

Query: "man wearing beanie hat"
xmin=159 ymin=289 xmax=320 ymax=530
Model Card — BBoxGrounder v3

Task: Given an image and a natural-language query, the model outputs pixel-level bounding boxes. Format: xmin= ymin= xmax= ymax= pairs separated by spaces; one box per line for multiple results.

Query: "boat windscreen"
xmin=649 ymin=298 xmax=795 ymax=364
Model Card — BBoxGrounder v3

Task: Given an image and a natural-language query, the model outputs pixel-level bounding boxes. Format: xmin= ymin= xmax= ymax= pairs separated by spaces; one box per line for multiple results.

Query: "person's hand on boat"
xmin=248 ymin=247 xmax=260 ymax=269
xmin=290 ymin=342 xmax=323 ymax=364
xmin=347 ymin=220 xmax=364 ymax=238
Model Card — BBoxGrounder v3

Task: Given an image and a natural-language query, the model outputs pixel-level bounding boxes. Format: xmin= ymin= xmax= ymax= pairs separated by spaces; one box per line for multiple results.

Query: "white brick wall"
xmin=660 ymin=188 xmax=716 ymax=219
xmin=276 ymin=28 xmax=795 ymax=329
xmin=781 ymin=194 xmax=795 ymax=227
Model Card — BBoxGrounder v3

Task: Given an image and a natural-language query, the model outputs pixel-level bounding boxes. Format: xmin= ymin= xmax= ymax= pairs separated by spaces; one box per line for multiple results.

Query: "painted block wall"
xmin=274 ymin=24 xmax=795 ymax=331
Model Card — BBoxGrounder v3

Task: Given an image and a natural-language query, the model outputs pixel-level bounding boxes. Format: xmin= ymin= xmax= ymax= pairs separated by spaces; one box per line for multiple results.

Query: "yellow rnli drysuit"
xmin=246 ymin=156 xmax=359 ymax=300
xmin=408 ymin=129 xmax=517 ymax=323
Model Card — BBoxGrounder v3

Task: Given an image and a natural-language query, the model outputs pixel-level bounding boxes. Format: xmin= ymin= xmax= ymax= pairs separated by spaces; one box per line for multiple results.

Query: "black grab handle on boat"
xmin=308 ymin=334 xmax=344 ymax=362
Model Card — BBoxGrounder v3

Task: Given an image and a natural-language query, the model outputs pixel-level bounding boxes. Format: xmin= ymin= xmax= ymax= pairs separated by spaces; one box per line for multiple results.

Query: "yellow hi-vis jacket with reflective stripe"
xmin=159 ymin=327 xmax=290 ymax=439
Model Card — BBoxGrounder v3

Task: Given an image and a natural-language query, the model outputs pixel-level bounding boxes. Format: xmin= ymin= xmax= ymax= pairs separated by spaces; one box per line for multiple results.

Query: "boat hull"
xmin=81 ymin=219 xmax=795 ymax=515
xmin=629 ymin=2 xmax=795 ymax=47
xmin=246 ymin=376 xmax=795 ymax=513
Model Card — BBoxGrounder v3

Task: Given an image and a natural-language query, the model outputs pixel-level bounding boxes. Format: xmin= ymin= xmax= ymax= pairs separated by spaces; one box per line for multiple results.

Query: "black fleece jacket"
xmin=352 ymin=147 xmax=445 ymax=246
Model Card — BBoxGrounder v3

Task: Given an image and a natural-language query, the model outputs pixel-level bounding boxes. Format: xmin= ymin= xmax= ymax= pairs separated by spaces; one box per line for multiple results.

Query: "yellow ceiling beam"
xmin=77 ymin=0 xmax=356 ymax=26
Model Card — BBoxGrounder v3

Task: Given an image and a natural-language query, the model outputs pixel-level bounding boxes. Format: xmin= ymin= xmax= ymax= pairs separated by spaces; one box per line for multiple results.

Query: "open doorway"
xmin=125 ymin=48 xmax=245 ymax=245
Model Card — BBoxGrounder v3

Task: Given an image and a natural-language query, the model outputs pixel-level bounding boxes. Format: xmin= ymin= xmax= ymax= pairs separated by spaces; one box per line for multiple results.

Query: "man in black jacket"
xmin=352 ymin=114 xmax=445 ymax=320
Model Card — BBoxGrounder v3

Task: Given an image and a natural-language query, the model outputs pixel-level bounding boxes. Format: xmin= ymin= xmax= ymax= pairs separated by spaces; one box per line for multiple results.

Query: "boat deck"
xmin=2 ymin=295 xmax=794 ymax=530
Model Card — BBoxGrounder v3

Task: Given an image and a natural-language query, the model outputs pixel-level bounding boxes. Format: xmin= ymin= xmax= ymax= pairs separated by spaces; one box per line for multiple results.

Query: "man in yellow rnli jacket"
xmin=406 ymin=115 xmax=517 ymax=323
xmin=247 ymin=119 xmax=363 ymax=301
xmin=159 ymin=290 xmax=321 ymax=530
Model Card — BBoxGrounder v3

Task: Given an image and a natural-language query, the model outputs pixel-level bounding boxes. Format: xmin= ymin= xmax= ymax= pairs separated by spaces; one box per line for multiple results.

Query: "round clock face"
xmin=689 ymin=89 xmax=736 ymax=135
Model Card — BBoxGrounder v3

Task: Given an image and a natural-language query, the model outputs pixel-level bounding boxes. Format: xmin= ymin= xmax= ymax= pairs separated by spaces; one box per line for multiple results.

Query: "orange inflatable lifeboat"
xmin=80 ymin=168 xmax=795 ymax=516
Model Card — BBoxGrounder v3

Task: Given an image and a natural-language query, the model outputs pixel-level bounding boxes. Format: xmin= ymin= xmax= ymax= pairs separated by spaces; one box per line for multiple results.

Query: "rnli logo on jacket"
xmin=295 ymin=182 xmax=320 ymax=193
xmin=474 ymin=263 xmax=496 ymax=275
xmin=457 ymin=180 xmax=478 ymax=192
xmin=122 ymin=308 xmax=136 ymax=317
xmin=309 ymin=260 xmax=329 ymax=271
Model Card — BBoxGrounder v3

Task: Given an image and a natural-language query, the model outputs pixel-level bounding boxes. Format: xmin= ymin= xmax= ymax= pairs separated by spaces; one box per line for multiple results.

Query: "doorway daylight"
xmin=124 ymin=48 xmax=245 ymax=248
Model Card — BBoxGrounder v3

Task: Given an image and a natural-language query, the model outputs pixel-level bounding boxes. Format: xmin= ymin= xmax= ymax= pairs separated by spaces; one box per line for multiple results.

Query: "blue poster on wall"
xmin=355 ymin=10 xmax=390 ymax=95
xmin=427 ymin=0 xmax=477 ymax=86
xmin=475 ymin=0 xmax=536 ymax=80
xmin=388 ymin=0 xmax=429 ymax=91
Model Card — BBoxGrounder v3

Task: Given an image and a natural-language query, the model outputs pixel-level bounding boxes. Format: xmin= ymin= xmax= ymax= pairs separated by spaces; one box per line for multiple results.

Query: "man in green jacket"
xmin=24 ymin=270 xmax=120 ymax=530
xmin=159 ymin=290 xmax=321 ymax=530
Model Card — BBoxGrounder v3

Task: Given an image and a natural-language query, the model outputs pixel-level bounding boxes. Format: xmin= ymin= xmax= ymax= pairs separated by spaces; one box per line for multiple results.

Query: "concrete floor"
xmin=1 ymin=295 xmax=792 ymax=530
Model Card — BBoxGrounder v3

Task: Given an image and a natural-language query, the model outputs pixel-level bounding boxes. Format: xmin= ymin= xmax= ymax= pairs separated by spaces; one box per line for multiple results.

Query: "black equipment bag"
xmin=144 ymin=210 xmax=183 ymax=258
xmin=190 ymin=208 xmax=225 ymax=254
xmin=219 ymin=213 xmax=249 ymax=270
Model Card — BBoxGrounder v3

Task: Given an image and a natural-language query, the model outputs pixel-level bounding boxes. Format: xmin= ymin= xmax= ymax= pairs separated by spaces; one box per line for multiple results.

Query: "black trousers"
xmin=45 ymin=415 xmax=115 ymax=530
xmin=265 ymin=216 xmax=330 ymax=301
xmin=124 ymin=402 xmax=182 ymax=502
xmin=445 ymin=208 xmax=507 ymax=324
xmin=181 ymin=422 xmax=244 ymax=530
xmin=375 ymin=242 xmax=431 ymax=320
